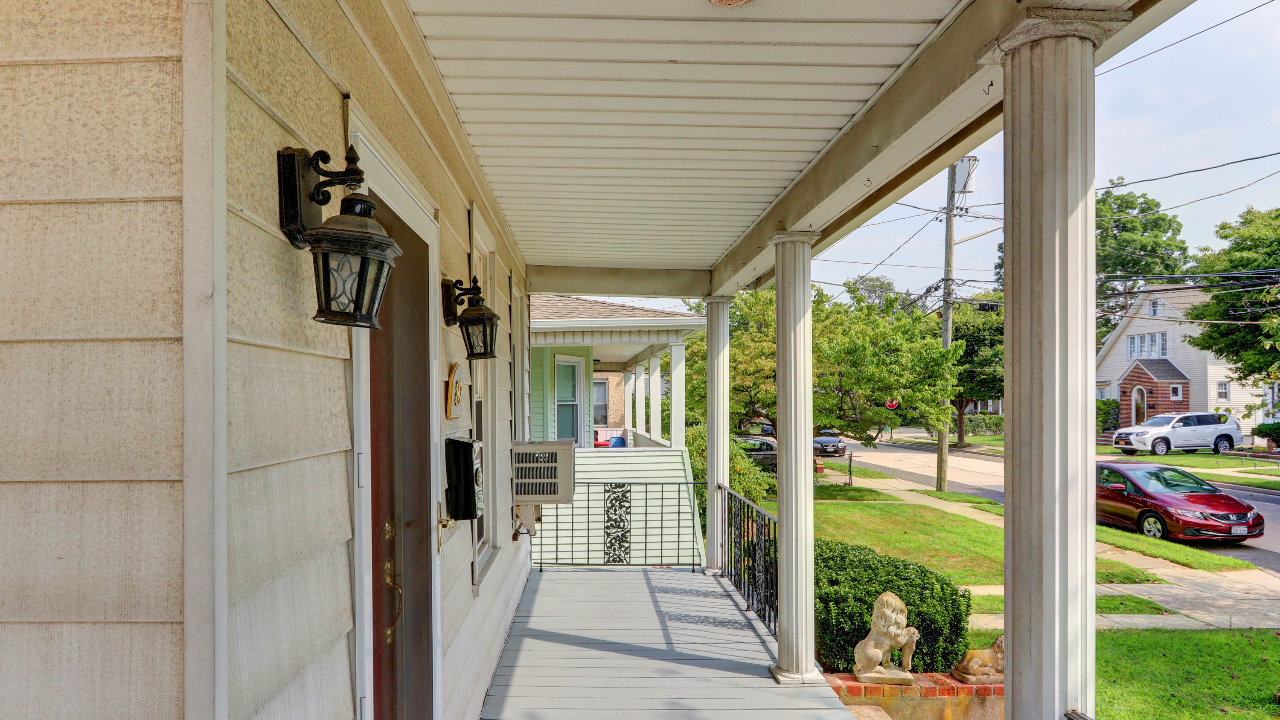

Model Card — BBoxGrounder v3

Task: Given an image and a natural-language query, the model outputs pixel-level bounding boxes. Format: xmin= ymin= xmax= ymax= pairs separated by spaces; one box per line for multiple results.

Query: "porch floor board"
xmin=482 ymin=568 xmax=849 ymax=719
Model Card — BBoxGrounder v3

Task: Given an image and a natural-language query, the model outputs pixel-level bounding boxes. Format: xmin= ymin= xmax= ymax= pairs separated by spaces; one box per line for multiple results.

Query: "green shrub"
xmin=685 ymin=424 xmax=776 ymax=523
xmin=1097 ymin=399 xmax=1121 ymax=433
xmin=814 ymin=538 xmax=970 ymax=673
xmin=1254 ymin=422 xmax=1280 ymax=443
xmin=963 ymin=413 xmax=1004 ymax=436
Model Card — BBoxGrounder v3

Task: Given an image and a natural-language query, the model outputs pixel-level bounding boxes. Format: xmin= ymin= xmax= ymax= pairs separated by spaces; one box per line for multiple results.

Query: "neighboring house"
xmin=1096 ymin=287 xmax=1268 ymax=439
xmin=529 ymin=295 xmax=704 ymax=447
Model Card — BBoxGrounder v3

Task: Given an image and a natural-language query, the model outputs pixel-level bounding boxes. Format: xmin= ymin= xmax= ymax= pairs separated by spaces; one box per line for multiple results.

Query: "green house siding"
xmin=530 ymin=346 xmax=593 ymax=443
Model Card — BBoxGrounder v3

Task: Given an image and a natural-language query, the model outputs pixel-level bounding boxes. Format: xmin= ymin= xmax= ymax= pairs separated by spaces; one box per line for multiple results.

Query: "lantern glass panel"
xmin=327 ymin=252 xmax=361 ymax=313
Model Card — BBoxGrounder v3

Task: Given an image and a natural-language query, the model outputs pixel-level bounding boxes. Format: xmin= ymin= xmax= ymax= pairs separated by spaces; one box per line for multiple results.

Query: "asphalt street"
xmin=844 ymin=440 xmax=1280 ymax=572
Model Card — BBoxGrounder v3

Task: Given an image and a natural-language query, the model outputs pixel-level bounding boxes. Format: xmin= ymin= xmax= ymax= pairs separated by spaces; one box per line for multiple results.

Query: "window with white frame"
xmin=1127 ymin=335 xmax=1136 ymax=360
xmin=1127 ymin=332 xmax=1169 ymax=359
xmin=1170 ymin=385 xmax=1182 ymax=401
xmin=1138 ymin=334 xmax=1147 ymax=358
xmin=1149 ymin=299 xmax=1160 ymax=316
xmin=1159 ymin=332 xmax=1168 ymax=357
xmin=1218 ymin=382 xmax=1231 ymax=400
xmin=1097 ymin=387 xmax=1107 ymax=400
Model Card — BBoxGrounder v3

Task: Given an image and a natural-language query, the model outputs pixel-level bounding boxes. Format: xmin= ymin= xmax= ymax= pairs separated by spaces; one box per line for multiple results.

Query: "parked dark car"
xmin=813 ymin=431 xmax=847 ymax=456
xmin=1095 ymin=461 xmax=1265 ymax=542
xmin=734 ymin=435 xmax=777 ymax=471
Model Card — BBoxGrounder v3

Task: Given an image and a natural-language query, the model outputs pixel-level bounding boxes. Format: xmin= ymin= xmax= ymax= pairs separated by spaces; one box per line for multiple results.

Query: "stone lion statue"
xmin=853 ymin=591 xmax=920 ymax=685
xmin=951 ymin=634 xmax=1005 ymax=684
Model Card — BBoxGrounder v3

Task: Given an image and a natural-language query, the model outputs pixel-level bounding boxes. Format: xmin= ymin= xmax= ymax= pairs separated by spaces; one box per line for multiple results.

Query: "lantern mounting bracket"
xmin=442 ymin=277 xmax=484 ymax=326
xmin=277 ymin=145 xmax=366 ymax=250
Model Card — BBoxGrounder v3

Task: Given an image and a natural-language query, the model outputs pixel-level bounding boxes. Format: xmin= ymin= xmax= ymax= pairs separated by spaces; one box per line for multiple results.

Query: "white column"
xmin=634 ymin=364 xmax=646 ymax=434
xmin=704 ymin=296 xmax=732 ymax=575
xmin=649 ymin=354 xmax=663 ymax=440
xmin=623 ymin=369 xmax=634 ymax=431
xmin=771 ymin=233 xmax=822 ymax=684
xmin=984 ymin=9 xmax=1126 ymax=718
xmin=669 ymin=342 xmax=686 ymax=448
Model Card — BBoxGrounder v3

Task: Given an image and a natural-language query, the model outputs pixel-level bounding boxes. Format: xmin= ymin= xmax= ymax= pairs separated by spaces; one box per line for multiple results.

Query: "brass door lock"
xmin=437 ymin=501 xmax=455 ymax=553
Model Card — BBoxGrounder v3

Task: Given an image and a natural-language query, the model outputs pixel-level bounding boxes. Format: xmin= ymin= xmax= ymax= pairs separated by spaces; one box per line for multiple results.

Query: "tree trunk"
xmin=953 ymin=398 xmax=968 ymax=447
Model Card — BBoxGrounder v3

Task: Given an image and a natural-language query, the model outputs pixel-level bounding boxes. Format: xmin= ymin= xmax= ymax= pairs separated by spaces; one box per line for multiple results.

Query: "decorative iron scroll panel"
xmin=532 ymin=481 xmax=702 ymax=569
xmin=722 ymin=488 xmax=779 ymax=636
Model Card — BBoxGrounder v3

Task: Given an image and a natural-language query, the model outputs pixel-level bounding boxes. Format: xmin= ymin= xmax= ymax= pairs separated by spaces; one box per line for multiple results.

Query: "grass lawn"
xmin=1097 ymin=630 xmax=1280 ymax=720
xmin=1095 ymin=525 xmax=1254 ymax=572
xmin=1244 ymin=467 xmax=1280 ymax=477
xmin=1097 ymin=446 xmax=1278 ymax=472
xmin=909 ymin=489 xmax=1000 ymax=505
xmin=966 ymin=628 xmax=1003 ymax=650
xmin=960 ymin=435 xmax=1005 ymax=451
xmin=974 ymin=504 xmax=1004 ymax=516
xmin=822 ymin=460 xmax=893 ymax=479
xmin=812 ymin=485 xmax=901 ymax=502
xmin=1197 ymin=472 xmax=1280 ymax=492
xmin=762 ymin=500 xmax=1162 ymax=586
xmin=969 ymin=595 xmax=1172 ymax=615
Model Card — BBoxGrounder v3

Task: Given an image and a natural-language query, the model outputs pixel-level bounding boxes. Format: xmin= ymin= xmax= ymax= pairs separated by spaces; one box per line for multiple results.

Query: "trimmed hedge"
xmin=1254 ymin=422 xmax=1280 ymax=444
xmin=963 ymin=413 xmax=1004 ymax=436
xmin=1097 ymin=399 xmax=1121 ymax=433
xmin=814 ymin=539 xmax=970 ymax=673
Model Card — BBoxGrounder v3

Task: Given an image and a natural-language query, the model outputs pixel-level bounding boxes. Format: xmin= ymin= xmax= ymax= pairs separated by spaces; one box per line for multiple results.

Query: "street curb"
xmin=1213 ymin=481 xmax=1280 ymax=499
xmin=879 ymin=440 xmax=1004 ymax=463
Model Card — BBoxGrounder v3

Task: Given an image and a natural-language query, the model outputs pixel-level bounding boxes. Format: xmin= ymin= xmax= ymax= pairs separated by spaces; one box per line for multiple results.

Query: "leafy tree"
xmin=843 ymin=274 xmax=903 ymax=309
xmin=946 ymin=291 xmax=1004 ymax=446
xmin=1095 ymin=183 xmax=1188 ymax=340
xmin=994 ymin=183 xmax=1188 ymax=342
xmin=1185 ymin=207 xmax=1280 ymax=418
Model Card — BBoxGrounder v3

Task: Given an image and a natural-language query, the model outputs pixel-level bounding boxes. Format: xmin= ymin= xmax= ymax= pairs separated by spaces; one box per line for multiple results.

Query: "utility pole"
xmin=937 ymin=156 xmax=977 ymax=492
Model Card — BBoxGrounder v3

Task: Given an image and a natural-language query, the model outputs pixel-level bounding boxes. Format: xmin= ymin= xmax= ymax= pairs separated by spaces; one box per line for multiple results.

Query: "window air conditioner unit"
xmin=512 ymin=441 xmax=576 ymax=504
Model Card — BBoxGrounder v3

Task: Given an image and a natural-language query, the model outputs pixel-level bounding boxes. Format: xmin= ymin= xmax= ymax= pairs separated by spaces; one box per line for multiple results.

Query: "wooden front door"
xmin=370 ymin=194 xmax=433 ymax=719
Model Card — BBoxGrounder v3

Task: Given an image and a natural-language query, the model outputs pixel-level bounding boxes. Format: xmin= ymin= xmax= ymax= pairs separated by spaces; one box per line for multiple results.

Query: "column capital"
xmin=703 ymin=295 xmax=734 ymax=305
xmin=770 ymin=230 xmax=821 ymax=247
xmin=978 ymin=8 xmax=1130 ymax=64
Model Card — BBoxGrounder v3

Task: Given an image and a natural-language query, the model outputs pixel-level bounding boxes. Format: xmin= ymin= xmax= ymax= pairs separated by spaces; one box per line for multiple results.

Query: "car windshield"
xmin=1127 ymin=467 xmax=1220 ymax=494
xmin=1139 ymin=416 xmax=1174 ymax=427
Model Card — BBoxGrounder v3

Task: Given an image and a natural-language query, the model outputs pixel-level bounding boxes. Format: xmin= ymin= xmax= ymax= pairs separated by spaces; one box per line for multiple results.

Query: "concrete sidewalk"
xmin=821 ymin=472 xmax=1280 ymax=631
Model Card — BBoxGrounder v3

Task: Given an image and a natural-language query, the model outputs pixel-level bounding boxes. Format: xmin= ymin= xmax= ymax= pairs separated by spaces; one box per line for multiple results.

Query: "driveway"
xmin=845 ymin=439 xmax=1280 ymax=573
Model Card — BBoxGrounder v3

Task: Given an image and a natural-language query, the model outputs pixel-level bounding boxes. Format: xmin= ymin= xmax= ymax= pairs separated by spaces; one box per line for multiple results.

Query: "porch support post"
xmin=649 ymin=354 xmax=662 ymax=440
xmin=983 ymin=8 xmax=1126 ymax=718
xmin=669 ymin=342 xmax=686 ymax=448
xmin=623 ymin=369 xmax=634 ymax=432
xmin=771 ymin=232 xmax=822 ymax=685
xmin=704 ymin=296 xmax=732 ymax=574
xmin=635 ymin=364 xmax=646 ymax=434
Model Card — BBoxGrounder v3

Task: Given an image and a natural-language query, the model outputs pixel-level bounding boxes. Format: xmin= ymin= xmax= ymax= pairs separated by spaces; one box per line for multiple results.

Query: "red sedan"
xmin=1096 ymin=461 xmax=1265 ymax=542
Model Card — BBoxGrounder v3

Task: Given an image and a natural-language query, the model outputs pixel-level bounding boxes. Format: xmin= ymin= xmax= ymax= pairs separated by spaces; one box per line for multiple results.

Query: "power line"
xmin=1098 ymin=166 xmax=1280 ymax=220
xmin=851 ymin=216 xmax=940 ymax=285
xmin=1097 ymin=0 xmax=1278 ymax=77
xmin=1100 ymin=312 xmax=1271 ymax=326
xmin=1099 ymin=151 xmax=1280 ymax=190
xmin=815 ymin=258 xmax=996 ymax=272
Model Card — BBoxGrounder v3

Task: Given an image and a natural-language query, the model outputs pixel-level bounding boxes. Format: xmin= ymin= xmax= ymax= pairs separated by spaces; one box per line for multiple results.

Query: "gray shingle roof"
xmin=531 ymin=295 xmax=699 ymax=321
xmin=1131 ymin=358 xmax=1190 ymax=382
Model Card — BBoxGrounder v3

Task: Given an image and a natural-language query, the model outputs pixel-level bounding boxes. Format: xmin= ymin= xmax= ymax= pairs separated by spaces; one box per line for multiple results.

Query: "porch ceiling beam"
xmin=624 ymin=344 xmax=669 ymax=369
xmin=527 ymin=265 xmax=710 ymax=298
xmin=708 ymin=0 xmax=1193 ymax=297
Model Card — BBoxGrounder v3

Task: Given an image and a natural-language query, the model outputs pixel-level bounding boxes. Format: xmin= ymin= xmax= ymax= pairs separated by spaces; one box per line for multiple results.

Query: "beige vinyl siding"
xmin=224 ymin=0 xmax=530 ymax=717
xmin=0 ymin=1 xmax=185 ymax=716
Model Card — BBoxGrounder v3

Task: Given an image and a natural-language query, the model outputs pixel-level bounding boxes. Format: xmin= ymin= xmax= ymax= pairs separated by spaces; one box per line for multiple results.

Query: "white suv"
xmin=1113 ymin=412 xmax=1244 ymax=456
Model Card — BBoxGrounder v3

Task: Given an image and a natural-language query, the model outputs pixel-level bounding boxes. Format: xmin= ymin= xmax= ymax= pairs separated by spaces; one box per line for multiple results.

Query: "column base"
xmin=701 ymin=567 xmax=721 ymax=577
xmin=770 ymin=663 xmax=827 ymax=686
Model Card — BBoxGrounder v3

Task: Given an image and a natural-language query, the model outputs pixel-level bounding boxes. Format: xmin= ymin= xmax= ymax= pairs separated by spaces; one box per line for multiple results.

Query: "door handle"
xmin=383 ymin=558 xmax=403 ymax=645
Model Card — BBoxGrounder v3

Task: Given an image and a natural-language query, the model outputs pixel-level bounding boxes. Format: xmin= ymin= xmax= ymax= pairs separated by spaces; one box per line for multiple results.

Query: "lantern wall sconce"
xmin=442 ymin=277 xmax=501 ymax=360
xmin=277 ymin=145 xmax=401 ymax=329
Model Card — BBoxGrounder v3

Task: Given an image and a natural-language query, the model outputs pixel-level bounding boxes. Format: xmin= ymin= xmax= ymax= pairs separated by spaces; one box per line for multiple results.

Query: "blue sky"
xmin=623 ymin=0 xmax=1280 ymax=312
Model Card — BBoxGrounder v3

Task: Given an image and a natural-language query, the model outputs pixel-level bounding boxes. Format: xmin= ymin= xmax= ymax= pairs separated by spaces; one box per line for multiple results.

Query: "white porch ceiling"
xmin=410 ymin=0 xmax=967 ymax=271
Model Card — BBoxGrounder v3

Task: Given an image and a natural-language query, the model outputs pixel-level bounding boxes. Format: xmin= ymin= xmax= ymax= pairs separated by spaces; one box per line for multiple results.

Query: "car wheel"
xmin=1139 ymin=513 xmax=1167 ymax=540
xmin=1120 ymin=448 xmax=1138 ymax=456
xmin=1213 ymin=436 xmax=1233 ymax=454
xmin=1181 ymin=449 xmax=1198 ymax=454
xmin=1151 ymin=438 xmax=1170 ymax=456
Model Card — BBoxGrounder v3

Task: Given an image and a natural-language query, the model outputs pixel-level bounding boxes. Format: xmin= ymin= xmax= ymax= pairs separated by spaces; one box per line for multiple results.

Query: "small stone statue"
xmin=853 ymin=591 xmax=920 ymax=685
xmin=951 ymin=634 xmax=1005 ymax=684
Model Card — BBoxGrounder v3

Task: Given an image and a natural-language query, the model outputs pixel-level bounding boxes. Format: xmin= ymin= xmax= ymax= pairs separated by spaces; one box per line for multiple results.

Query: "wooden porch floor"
xmin=482 ymin=567 xmax=850 ymax=719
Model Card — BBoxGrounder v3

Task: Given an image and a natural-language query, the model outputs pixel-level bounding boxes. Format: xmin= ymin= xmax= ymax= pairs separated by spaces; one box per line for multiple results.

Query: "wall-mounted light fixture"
xmin=278 ymin=145 xmax=401 ymax=329
xmin=442 ymin=277 xmax=500 ymax=360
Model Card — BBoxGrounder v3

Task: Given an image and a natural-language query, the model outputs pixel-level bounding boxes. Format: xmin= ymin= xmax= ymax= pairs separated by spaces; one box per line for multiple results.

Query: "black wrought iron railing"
xmin=722 ymin=488 xmax=779 ymax=636
xmin=532 ymin=481 xmax=703 ymax=569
